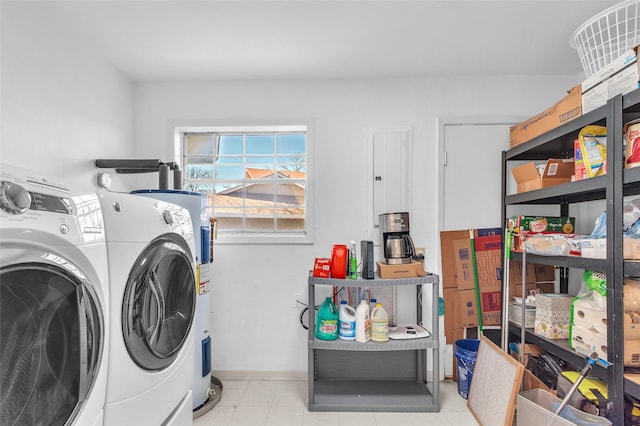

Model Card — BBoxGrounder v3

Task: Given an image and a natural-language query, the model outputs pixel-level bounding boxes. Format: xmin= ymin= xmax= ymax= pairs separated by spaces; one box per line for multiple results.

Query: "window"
xmin=178 ymin=124 xmax=312 ymax=244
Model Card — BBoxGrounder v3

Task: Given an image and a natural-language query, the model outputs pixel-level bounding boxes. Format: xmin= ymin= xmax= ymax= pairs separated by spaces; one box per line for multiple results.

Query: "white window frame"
xmin=170 ymin=119 xmax=314 ymax=245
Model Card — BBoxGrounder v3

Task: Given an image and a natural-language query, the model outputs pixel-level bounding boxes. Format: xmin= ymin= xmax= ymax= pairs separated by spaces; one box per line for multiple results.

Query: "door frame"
xmin=435 ymin=115 xmax=527 ymax=379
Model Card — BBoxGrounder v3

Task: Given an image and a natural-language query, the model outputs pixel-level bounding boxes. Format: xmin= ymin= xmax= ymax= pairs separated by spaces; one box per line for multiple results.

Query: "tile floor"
xmin=193 ymin=379 xmax=479 ymax=426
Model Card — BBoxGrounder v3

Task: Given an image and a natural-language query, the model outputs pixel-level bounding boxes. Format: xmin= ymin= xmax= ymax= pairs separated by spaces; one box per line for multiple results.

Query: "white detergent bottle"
xmin=338 ymin=301 xmax=356 ymax=340
xmin=355 ymin=300 xmax=371 ymax=343
xmin=370 ymin=303 xmax=389 ymax=343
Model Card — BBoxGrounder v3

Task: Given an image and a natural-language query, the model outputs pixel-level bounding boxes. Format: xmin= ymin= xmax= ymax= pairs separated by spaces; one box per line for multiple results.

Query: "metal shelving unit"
xmin=501 ymin=89 xmax=640 ymax=424
xmin=307 ymin=273 xmax=440 ymax=412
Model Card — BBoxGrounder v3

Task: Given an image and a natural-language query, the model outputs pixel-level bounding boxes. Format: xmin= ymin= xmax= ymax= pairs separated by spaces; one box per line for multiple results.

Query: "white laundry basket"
xmin=570 ymin=0 xmax=640 ymax=77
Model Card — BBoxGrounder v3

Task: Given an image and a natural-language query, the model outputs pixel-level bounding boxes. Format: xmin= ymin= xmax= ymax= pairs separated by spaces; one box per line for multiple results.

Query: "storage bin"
xmin=509 ymin=302 xmax=535 ymax=328
xmin=517 ymin=388 xmax=611 ymax=425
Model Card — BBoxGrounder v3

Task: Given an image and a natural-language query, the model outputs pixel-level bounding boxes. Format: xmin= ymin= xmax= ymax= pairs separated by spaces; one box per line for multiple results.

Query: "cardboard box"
xmin=443 ymin=287 xmax=460 ymax=344
xmin=440 ymin=229 xmax=502 ymax=289
xmin=510 ymin=85 xmax=582 ymax=148
xmin=509 ymin=342 xmax=544 ymax=361
xmin=573 ymin=138 xmax=587 ymax=181
xmin=452 ymin=238 xmax=475 ymax=291
xmin=523 ymin=368 xmax=556 ymax=395
xmin=627 ymin=311 xmax=640 ymax=340
xmin=511 ymin=215 xmax=576 ymax=234
xmin=625 ymin=339 xmax=640 ymax=367
xmin=511 ymin=159 xmax=574 ymax=194
xmin=313 ymin=258 xmax=331 ymax=278
xmin=537 ymin=293 xmax=573 ymax=311
xmin=534 ymin=294 xmax=573 ymax=339
xmin=440 ymin=230 xmax=472 ymax=289
xmin=509 ymin=260 xmax=536 ymax=285
xmin=458 ymin=289 xmax=479 ymax=328
xmin=535 ymin=309 xmax=571 ymax=339
xmin=512 ymin=283 xmax=555 ymax=302
xmin=474 ymin=235 xmax=503 ymax=326
xmin=534 ymin=264 xmax=556 ymax=283
xmin=582 ymin=48 xmax=637 ymax=93
xmin=376 ymin=261 xmax=426 ymax=279
xmin=582 ymin=47 xmax=639 ymax=114
xmin=580 ymin=237 xmax=640 ymax=260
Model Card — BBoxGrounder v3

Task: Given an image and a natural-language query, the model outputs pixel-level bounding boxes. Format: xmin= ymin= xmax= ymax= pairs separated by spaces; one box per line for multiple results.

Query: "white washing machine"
xmin=98 ymin=189 xmax=196 ymax=426
xmin=0 ymin=164 xmax=109 ymax=426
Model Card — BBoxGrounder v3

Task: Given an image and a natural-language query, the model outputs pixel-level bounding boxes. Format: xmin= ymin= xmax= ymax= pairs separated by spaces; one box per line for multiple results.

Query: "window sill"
xmin=214 ymin=233 xmax=314 ymax=245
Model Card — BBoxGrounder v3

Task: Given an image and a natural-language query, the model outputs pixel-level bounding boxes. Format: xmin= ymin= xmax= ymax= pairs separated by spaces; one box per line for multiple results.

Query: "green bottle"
xmin=348 ymin=240 xmax=358 ymax=280
xmin=315 ymin=297 xmax=339 ymax=340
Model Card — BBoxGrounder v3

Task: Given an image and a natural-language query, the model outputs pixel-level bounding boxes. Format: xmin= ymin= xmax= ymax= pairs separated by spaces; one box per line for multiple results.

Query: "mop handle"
xmin=554 ymin=353 xmax=597 ymax=415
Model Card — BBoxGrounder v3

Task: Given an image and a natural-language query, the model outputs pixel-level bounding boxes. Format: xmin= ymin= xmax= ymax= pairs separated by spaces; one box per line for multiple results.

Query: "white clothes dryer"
xmin=131 ymin=189 xmax=213 ymax=413
xmin=0 ymin=164 xmax=109 ymax=426
xmin=98 ymin=190 xmax=196 ymax=426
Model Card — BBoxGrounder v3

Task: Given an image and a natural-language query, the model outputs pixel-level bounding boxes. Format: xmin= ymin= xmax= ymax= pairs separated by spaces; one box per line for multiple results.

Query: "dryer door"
xmin=122 ymin=233 xmax=196 ymax=371
xmin=0 ymin=262 xmax=103 ymax=426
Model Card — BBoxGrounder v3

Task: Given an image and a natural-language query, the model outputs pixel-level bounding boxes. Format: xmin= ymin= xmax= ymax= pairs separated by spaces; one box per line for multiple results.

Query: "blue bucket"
xmin=454 ymin=339 xmax=480 ymax=400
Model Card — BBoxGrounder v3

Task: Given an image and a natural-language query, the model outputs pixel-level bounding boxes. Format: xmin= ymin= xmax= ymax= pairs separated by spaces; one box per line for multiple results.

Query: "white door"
xmin=442 ymin=123 xmax=512 ymax=231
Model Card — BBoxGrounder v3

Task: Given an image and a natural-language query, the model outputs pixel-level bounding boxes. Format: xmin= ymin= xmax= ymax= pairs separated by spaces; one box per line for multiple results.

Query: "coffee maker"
xmin=379 ymin=212 xmax=416 ymax=264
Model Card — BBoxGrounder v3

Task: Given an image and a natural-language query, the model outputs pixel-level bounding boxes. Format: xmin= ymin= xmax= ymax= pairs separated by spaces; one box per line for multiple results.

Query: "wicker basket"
xmin=571 ymin=0 xmax=640 ymax=77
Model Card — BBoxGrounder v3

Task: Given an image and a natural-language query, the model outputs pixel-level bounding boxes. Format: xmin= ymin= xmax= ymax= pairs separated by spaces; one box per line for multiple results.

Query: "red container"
xmin=331 ymin=245 xmax=348 ymax=279
xmin=313 ymin=258 xmax=331 ymax=278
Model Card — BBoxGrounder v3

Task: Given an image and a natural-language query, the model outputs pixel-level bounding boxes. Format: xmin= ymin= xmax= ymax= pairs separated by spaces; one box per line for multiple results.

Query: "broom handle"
xmin=554 ymin=353 xmax=597 ymax=415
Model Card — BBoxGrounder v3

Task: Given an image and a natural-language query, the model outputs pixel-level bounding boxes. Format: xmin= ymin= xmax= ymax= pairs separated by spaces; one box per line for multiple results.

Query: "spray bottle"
xmin=348 ymin=240 xmax=358 ymax=280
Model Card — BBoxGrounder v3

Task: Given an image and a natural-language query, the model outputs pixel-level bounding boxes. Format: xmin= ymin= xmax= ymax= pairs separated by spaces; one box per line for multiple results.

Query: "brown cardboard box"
xmin=452 ymin=238 xmax=475 ymax=291
xmin=509 ymin=342 xmax=544 ymax=362
xmin=509 ymin=85 xmax=582 ymax=148
xmin=626 ymin=312 xmax=640 ymax=340
xmin=511 ymin=283 xmax=555 ymax=302
xmin=443 ymin=287 xmax=460 ymax=345
xmin=440 ymin=229 xmax=501 ymax=289
xmin=474 ymin=235 xmax=503 ymax=326
xmin=625 ymin=339 xmax=640 ymax=367
xmin=534 ymin=264 xmax=556 ymax=282
xmin=458 ymin=289 xmax=479 ymax=328
xmin=523 ymin=369 xmax=557 ymax=395
xmin=376 ymin=261 xmax=426 ymax=279
xmin=440 ymin=230 xmax=471 ymax=289
xmin=509 ymin=260 xmax=536 ymax=285
xmin=511 ymin=159 xmax=574 ymax=194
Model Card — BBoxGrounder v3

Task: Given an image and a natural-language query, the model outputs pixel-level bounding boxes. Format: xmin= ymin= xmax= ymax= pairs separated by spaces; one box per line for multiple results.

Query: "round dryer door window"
xmin=122 ymin=233 xmax=196 ymax=371
xmin=0 ymin=263 xmax=103 ymax=426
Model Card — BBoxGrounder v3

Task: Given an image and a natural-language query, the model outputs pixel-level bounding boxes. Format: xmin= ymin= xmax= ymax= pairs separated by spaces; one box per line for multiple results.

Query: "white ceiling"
xmin=5 ymin=0 xmax=623 ymax=82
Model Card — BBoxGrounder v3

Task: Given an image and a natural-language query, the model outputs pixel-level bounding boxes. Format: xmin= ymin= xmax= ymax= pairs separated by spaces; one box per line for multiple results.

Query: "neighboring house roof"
xmin=245 ymin=167 xmax=305 ymax=179
xmin=213 ymin=193 xmax=304 ymax=216
xmin=214 ymin=167 xmax=305 ymax=216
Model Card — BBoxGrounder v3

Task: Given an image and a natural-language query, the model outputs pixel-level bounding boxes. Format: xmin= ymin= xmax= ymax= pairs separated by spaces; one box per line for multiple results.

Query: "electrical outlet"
xmin=292 ymin=293 xmax=301 ymax=309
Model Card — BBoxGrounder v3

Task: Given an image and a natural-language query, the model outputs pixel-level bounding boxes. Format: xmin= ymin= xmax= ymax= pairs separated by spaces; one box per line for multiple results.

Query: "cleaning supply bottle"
xmin=370 ymin=303 xmax=389 ymax=343
xmin=315 ymin=297 xmax=339 ymax=340
xmin=355 ymin=299 xmax=371 ymax=343
xmin=338 ymin=300 xmax=356 ymax=340
xmin=347 ymin=240 xmax=358 ymax=280
xmin=369 ymin=298 xmax=377 ymax=316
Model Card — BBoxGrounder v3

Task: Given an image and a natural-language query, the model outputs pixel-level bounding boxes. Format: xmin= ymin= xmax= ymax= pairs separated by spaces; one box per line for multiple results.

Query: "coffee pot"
xmin=379 ymin=212 xmax=416 ymax=264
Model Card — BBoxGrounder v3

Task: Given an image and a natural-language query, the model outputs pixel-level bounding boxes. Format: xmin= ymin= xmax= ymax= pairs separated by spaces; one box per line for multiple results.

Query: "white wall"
xmin=133 ymin=75 xmax=578 ymax=377
xmin=0 ymin=2 xmax=134 ymax=185
xmin=1 ymin=0 xmax=581 ymax=379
